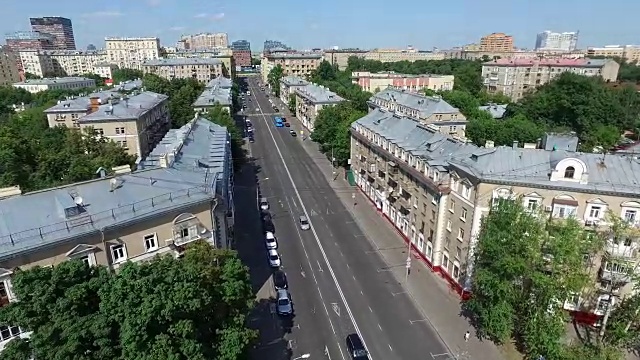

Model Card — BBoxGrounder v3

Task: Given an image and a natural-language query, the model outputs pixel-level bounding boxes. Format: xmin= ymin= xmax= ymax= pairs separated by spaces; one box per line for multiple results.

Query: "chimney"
xmin=512 ymin=140 xmax=519 ymax=149
xmin=89 ymin=96 xmax=100 ymax=113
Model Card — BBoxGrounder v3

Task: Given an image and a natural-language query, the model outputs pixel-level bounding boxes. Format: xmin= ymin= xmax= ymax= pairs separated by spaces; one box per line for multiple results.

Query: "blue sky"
xmin=1 ymin=0 xmax=639 ymax=51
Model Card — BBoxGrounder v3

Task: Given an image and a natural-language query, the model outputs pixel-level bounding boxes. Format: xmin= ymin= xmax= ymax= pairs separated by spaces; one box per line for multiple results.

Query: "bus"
xmin=274 ymin=117 xmax=284 ymax=127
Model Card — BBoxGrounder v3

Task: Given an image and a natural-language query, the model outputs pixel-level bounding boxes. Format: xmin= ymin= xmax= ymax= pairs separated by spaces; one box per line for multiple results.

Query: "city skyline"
xmin=1 ymin=0 xmax=639 ymax=51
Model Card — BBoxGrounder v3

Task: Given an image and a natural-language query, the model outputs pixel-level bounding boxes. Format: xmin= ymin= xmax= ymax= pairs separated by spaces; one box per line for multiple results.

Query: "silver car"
xmin=276 ymin=289 xmax=293 ymax=316
xmin=299 ymin=215 xmax=310 ymax=230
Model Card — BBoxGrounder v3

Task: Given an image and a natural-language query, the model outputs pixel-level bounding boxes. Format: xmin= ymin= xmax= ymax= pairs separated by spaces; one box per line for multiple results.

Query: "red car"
xmin=284 ymin=122 xmax=291 ymax=127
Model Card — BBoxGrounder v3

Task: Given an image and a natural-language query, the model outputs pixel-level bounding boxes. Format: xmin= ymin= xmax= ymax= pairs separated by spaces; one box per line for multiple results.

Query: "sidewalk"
xmin=273 ymin=94 xmax=520 ymax=360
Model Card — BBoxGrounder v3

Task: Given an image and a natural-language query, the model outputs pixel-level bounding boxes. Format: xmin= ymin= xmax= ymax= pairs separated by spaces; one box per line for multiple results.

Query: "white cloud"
xmin=194 ymin=13 xmax=208 ymax=18
xmin=81 ymin=11 xmax=124 ymax=18
xmin=194 ymin=12 xmax=225 ymax=20
xmin=210 ymin=12 xmax=225 ymax=20
xmin=169 ymin=26 xmax=186 ymax=31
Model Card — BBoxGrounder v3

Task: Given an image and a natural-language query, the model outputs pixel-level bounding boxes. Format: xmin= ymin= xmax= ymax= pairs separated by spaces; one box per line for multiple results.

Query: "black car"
xmin=289 ymin=130 xmax=297 ymax=137
xmin=273 ymin=270 xmax=288 ymax=290
xmin=262 ymin=212 xmax=275 ymax=233
xmin=346 ymin=334 xmax=369 ymax=359
xmin=273 ymin=107 xmax=279 ymax=112
xmin=249 ymin=136 xmax=255 ymax=143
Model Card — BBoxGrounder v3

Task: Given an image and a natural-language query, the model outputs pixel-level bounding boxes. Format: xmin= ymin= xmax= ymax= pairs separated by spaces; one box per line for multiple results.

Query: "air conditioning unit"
xmin=544 ymin=205 xmax=553 ymax=212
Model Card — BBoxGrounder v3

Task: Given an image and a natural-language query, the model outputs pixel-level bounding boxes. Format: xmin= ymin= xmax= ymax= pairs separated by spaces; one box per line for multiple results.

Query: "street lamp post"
xmin=293 ymin=354 xmax=311 ymax=360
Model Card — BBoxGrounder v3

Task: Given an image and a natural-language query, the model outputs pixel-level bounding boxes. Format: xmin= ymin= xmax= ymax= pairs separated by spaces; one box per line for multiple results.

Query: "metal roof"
xmin=370 ymin=88 xmax=463 ymax=119
xmin=295 ymin=83 xmax=344 ymax=104
xmin=142 ymin=58 xmax=222 ymax=66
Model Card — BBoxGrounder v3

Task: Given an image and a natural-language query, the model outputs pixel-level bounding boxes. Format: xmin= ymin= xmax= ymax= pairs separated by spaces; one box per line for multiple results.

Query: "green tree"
xmin=81 ymin=73 xmax=107 ymax=87
xmin=111 ymin=68 xmax=144 ymax=84
xmin=312 ymin=102 xmax=365 ymax=166
xmin=251 ymin=58 xmax=261 ymax=66
xmin=142 ymin=75 xmax=205 ymax=128
xmin=0 ymin=241 xmax=256 ymax=360
xmin=288 ymin=93 xmax=296 ymax=113
xmin=23 ymin=72 xmax=41 ymax=80
xmin=267 ymin=65 xmax=284 ymax=96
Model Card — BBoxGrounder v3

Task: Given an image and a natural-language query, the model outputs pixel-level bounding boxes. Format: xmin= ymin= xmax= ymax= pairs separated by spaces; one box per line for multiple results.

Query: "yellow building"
xmin=260 ymin=50 xmax=322 ymax=83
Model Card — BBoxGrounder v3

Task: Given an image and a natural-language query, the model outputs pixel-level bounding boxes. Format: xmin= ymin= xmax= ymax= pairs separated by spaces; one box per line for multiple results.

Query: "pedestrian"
xmin=464 ymin=331 xmax=470 ymax=342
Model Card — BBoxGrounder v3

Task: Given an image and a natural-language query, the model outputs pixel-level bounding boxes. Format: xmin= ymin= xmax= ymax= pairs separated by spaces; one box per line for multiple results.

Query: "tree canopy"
xmin=141 ymin=74 xmax=206 ymax=128
xmin=111 ymin=68 xmax=144 ymax=84
xmin=267 ymin=65 xmax=284 ymax=96
xmin=0 ymin=241 xmax=257 ymax=360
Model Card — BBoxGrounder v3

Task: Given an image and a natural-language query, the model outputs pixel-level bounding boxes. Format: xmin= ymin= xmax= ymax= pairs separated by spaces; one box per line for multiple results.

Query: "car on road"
xmin=249 ymin=136 xmax=255 ymax=143
xmin=284 ymin=122 xmax=290 ymax=127
xmin=346 ymin=334 xmax=369 ymax=359
xmin=289 ymin=130 xmax=297 ymax=137
xmin=262 ymin=212 xmax=275 ymax=233
xmin=265 ymin=231 xmax=278 ymax=249
xmin=255 ymin=108 xmax=259 ymax=112
xmin=265 ymin=94 xmax=269 ymax=98
xmin=273 ymin=270 xmax=288 ymax=290
xmin=273 ymin=107 xmax=279 ymax=112
xmin=267 ymin=249 xmax=281 ymax=268
xmin=259 ymin=197 xmax=269 ymax=210
xmin=299 ymin=215 xmax=310 ymax=230
xmin=276 ymin=289 xmax=293 ymax=316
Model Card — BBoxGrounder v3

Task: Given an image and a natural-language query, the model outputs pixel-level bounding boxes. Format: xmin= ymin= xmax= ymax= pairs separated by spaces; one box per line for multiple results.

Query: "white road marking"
xmin=368 ymin=306 xmax=373 ymax=312
xmin=388 ymin=344 xmax=393 ymax=351
xmin=378 ymin=323 xmax=382 ymax=331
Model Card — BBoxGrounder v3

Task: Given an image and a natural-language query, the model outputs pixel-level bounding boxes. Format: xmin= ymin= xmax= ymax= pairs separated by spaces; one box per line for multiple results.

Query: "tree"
xmin=267 ymin=65 xmax=284 ymax=96
xmin=23 ymin=72 xmax=41 ymax=80
xmin=0 ymin=241 xmax=257 ymax=359
xmin=288 ymin=93 xmax=296 ymax=113
xmin=312 ymin=102 xmax=365 ymax=166
xmin=82 ymin=73 xmax=107 ymax=87
xmin=141 ymin=75 xmax=205 ymax=128
xmin=111 ymin=68 xmax=144 ymax=84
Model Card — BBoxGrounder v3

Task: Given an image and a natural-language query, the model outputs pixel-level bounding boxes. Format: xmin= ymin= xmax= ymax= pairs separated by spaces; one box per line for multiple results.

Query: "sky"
xmin=1 ymin=0 xmax=639 ymax=52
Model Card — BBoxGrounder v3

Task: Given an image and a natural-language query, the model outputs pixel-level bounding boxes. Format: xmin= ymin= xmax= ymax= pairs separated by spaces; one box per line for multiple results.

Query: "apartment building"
xmin=323 ymin=49 xmax=367 ymax=70
xmin=535 ymin=30 xmax=579 ymax=51
xmin=482 ymin=58 xmax=620 ymax=101
xmin=30 ymin=17 xmax=76 ymax=50
xmin=352 ymin=71 xmax=455 ymax=93
xmin=178 ymin=33 xmax=228 ymax=50
xmin=232 ymin=49 xmax=251 ymax=67
xmin=142 ymin=58 xmax=224 ymax=82
xmin=260 ymin=51 xmax=322 ymax=83
xmin=479 ymin=33 xmax=514 ymax=52
xmin=294 ymin=83 xmax=344 ymax=130
xmin=587 ymin=45 xmax=640 ymax=63
xmin=19 ymin=50 xmax=109 ymax=77
xmin=105 ymin=37 xmax=161 ymax=70
xmin=368 ymin=87 xmax=467 ymax=139
xmin=279 ymin=75 xmax=309 ymax=103
xmin=13 ymin=77 xmax=95 ymax=93
xmin=0 ymin=48 xmax=20 ymax=86
xmin=164 ymin=48 xmax=234 ymax=77
xmin=93 ymin=63 xmax=118 ymax=79
xmin=443 ymin=49 xmax=587 ymax=61
xmin=350 ymin=112 xmax=640 ymax=319
xmin=4 ymin=31 xmax=54 ymax=51
xmin=44 ymin=90 xmax=170 ymax=158
xmin=0 ymin=115 xmax=234 ymax=352
xmin=193 ymin=76 xmax=233 ymax=113
xmin=363 ymin=48 xmax=445 ymax=63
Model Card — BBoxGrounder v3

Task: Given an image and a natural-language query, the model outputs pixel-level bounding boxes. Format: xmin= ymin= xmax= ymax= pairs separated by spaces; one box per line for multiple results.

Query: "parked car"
xmin=262 ymin=212 xmax=275 ymax=233
xmin=284 ymin=122 xmax=290 ymax=127
xmin=267 ymin=249 xmax=281 ymax=268
xmin=273 ymin=270 xmax=288 ymax=290
xmin=346 ymin=334 xmax=369 ymax=359
xmin=259 ymin=197 xmax=269 ymax=210
xmin=265 ymin=231 xmax=278 ymax=249
xmin=276 ymin=289 xmax=293 ymax=316
xmin=289 ymin=130 xmax=297 ymax=137
xmin=299 ymin=215 xmax=310 ymax=230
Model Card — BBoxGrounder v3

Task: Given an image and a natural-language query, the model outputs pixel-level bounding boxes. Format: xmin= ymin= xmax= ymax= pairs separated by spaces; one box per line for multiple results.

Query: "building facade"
xmin=232 ymin=49 xmax=251 ymax=67
xmin=178 ymin=33 xmax=229 ymax=50
xmin=44 ymin=90 xmax=170 ymax=158
xmin=0 ymin=115 xmax=234 ymax=353
xmin=142 ymin=58 xmax=225 ymax=82
xmin=323 ymin=49 xmax=367 ymax=70
xmin=587 ymin=45 xmax=640 ymax=63
xmin=479 ymin=33 xmax=514 ymax=52
xmin=535 ymin=31 xmax=579 ymax=51
xmin=0 ymin=48 xmax=20 ymax=86
xmin=279 ymin=75 xmax=309 ymax=103
xmin=352 ymin=71 xmax=454 ymax=93
xmin=350 ymin=114 xmax=640 ymax=321
xmin=29 ymin=17 xmax=75 ymax=50
xmin=369 ymin=87 xmax=467 ymax=139
xmin=93 ymin=63 xmax=118 ymax=79
xmin=105 ymin=37 xmax=161 ymax=70
xmin=294 ymin=83 xmax=344 ymax=130
xmin=164 ymin=48 xmax=234 ymax=77
xmin=193 ymin=76 xmax=233 ymax=113
xmin=19 ymin=50 xmax=109 ymax=77
xmin=13 ymin=77 xmax=95 ymax=93
xmin=363 ymin=48 xmax=446 ymax=63
xmin=231 ymin=40 xmax=250 ymax=51
xmin=263 ymin=40 xmax=290 ymax=52
xmin=482 ymin=58 xmax=620 ymax=101
xmin=4 ymin=31 xmax=54 ymax=51
xmin=260 ymin=51 xmax=322 ymax=83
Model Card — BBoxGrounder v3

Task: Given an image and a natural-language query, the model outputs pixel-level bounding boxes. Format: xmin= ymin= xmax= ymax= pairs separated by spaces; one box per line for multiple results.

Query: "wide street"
xmin=236 ymin=76 xmax=452 ymax=360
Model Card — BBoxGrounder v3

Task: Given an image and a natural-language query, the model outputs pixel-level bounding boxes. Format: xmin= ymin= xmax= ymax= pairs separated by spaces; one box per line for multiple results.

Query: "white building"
xmin=19 ymin=50 xmax=111 ymax=77
xmin=93 ymin=63 xmax=118 ymax=79
xmin=105 ymin=37 xmax=161 ymax=70
xmin=13 ymin=77 xmax=96 ymax=93
xmin=535 ymin=31 xmax=579 ymax=51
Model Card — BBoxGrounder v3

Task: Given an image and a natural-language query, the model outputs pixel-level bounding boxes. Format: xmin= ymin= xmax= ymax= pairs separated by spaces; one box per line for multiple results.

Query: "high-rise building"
xmin=479 ymin=33 xmax=514 ymax=52
xmin=535 ymin=31 xmax=579 ymax=51
xmin=263 ymin=40 xmax=290 ymax=53
xmin=177 ymin=33 xmax=228 ymax=50
xmin=29 ymin=17 xmax=76 ymax=50
xmin=0 ymin=47 xmax=20 ymax=86
xmin=4 ymin=31 xmax=54 ymax=51
xmin=105 ymin=37 xmax=161 ymax=70
xmin=231 ymin=40 xmax=251 ymax=67
xmin=231 ymin=40 xmax=250 ymax=51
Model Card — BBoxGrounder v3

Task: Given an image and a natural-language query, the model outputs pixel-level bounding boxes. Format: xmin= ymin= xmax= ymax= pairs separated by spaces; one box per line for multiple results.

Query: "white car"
xmin=255 ymin=108 xmax=260 ymax=112
xmin=259 ymin=197 xmax=269 ymax=211
xmin=265 ymin=231 xmax=278 ymax=249
xmin=267 ymin=249 xmax=281 ymax=268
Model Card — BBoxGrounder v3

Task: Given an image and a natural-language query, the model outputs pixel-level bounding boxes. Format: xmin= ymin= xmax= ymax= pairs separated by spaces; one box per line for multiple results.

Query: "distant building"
xmin=231 ymin=40 xmax=250 ymax=51
xmin=141 ymin=58 xmax=225 ymax=82
xmin=13 ymin=77 xmax=95 ymax=93
xmin=0 ymin=48 xmax=20 ymax=86
xmin=18 ymin=50 xmax=108 ymax=77
xmin=87 ymin=44 xmax=96 ymax=51
xmin=4 ymin=31 xmax=54 ymax=51
xmin=178 ymin=33 xmax=228 ymax=50
xmin=30 ymin=17 xmax=76 ymax=50
xmin=323 ymin=49 xmax=367 ymax=70
xmin=294 ymin=83 xmax=344 ymax=130
xmin=263 ymin=40 xmax=290 ymax=52
xmin=351 ymin=71 xmax=454 ymax=93
xmin=232 ymin=49 xmax=251 ymax=67
xmin=587 ymin=45 xmax=640 ymax=63
xmin=363 ymin=47 xmax=445 ymax=63
xmin=193 ymin=76 xmax=233 ymax=113
xmin=279 ymin=75 xmax=309 ymax=103
xmin=105 ymin=37 xmax=161 ymax=70
xmin=260 ymin=50 xmax=322 ymax=83
xmin=93 ymin=63 xmax=118 ymax=79
xmin=163 ymin=48 xmax=234 ymax=78
xmin=44 ymin=90 xmax=170 ymax=158
xmin=482 ymin=58 xmax=620 ymax=100
xmin=479 ymin=33 xmax=514 ymax=52
xmin=535 ymin=31 xmax=579 ymax=51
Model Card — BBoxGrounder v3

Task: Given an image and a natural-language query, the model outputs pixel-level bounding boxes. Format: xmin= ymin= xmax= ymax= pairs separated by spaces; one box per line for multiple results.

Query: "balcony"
xmin=171 ymin=213 xmax=211 ymax=247
xmin=605 ymin=239 xmax=638 ymax=259
xmin=599 ymin=260 xmax=633 ymax=284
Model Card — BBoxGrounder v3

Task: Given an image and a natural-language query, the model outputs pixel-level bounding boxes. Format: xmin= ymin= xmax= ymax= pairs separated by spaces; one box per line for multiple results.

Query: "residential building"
xmin=294 ymin=83 xmax=344 ymax=130
xmin=0 ymin=115 xmax=234 ymax=352
xmin=352 ymin=71 xmax=454 ymax=93
xmin=18 ymin=50 xmax=53 ymax=77
xmin=193 ymin=76 xmax=233 ymax=113
xmin=93 ymin=63 xmax=118 ymax=79
xmin=105 ymin=37 xmax=161 ymax=70
xmin=263 ymin=40 xmax=290 ymax=52
xmin=442 ymin=49 xmax=586 ymax=61
xmin=350 ymin=113 xmax=640 ymax=321
xmin=323 ymin=48 xmax=367 ymax=70
xmin=535 ymin=31 xmax=579 ymax=51
xmin=44 ymin=90 xmax=170 ymax=158
xmin=0 ymin=48 xmax=20 ymax=86
xmin=279 ymin=75 xmax=309 ymax=103
xmin=479 ymin=33 xmax=514 ymax=52
xmin=178 ymin=33 xmax=228 ymax=50
xmin=4 ymin=31 xmax=54 ymax=51
xmin=231 ymin=40 xmax=250 ymax=51
xmin=29 ymin=17 xmax=75 ymax=50
xmin=478 ymin=104 xmax=508 ymax=119
xmin=482 ymin=58 xmax=620 ymax=101
xmin=141 ymin=58 xmax=225 ymax=82
xmin=164 ymin=48 xmax=234 ymax=77
xmin=19 ymin=50 xmax=109 ymax=77
xmin=260 ymin=50 xmax=322 ymax=83
xmin=232 ymin=49 xmax=251 ymax=67
xmin=363 ymin=47 xmax=445 ymax=63
xmin=587 ymin=45 xmax=640 ymax=63
xmin=368 ymin=87 xmax=467 ymax=139
xmin=13 ymin=77 xmax=95 ymax=93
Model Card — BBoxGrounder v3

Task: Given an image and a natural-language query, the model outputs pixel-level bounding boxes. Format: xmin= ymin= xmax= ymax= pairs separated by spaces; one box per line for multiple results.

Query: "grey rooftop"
xmin=0 ymin=116 xmax=230 ymax=261
xmin=353 ymin=109 xmax=640 ymax=197
xmin=281 ymin=76 xmax=308 ymax=87
xmin=370 ymin=87 xmax=463 ymax=118
xmin=478 ymin=104 xmax=508 ymax=119
xmin=295 ymin=83 xmax=344 ymax=104
xmin=142 ymin=58 xmax=222 ymax=66
xmin=205 ymin=76 xmax=232 ymax=89
xmin=193 ymin=86 xmax=232 ymax=107
xmin=14 ymin=77 xmax=95 ymax=86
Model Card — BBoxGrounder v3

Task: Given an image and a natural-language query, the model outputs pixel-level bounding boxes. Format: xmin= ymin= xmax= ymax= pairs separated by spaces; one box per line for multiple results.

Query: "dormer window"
xmin=564 ymin=166 xmax=575 ymax=179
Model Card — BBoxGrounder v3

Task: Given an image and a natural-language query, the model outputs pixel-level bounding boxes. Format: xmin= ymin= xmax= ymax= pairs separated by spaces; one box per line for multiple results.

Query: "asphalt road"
xmin=239 ymin=77 xmax=450 ymax=360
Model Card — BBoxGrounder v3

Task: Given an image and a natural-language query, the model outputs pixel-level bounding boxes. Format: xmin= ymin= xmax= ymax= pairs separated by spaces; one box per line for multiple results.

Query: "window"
xmin=605 ymin=261 xmax=629 ymax=274
xmin=456 ymin=247 xmax=462 ymax=259
xmin=461 ymin=208 xmax=467 ymax=221
xmin=111 ymin=244 xmax=127 ymax=263
xmin=94 ymin=128 xmax=104 ymax=136
xmin=624 ymin=210 xmax=637 ymax=224
xmin=0 ymin=282 xmax=9 ymax=307
xmin=433 ymin=171 xmax=439 ymax=181
xmin=457 ymin=228 xmax=465 ymax=241
xmin=451 ymin=179 xmax=459 ymax=192
xmin=461 ymin=184 xmax=471 ymax=199
xmin=588 ymin=206 xmax=602 ymax=219
xmin=144 ymin=233 xmax=158 ymax=252
xmin=0 ymin=325 xmax=21 ymax=342
xmin=442 ymin=254 xmax=450 ymax=271
xmin=596 ymin=297 xmax=611 ymax=312
xmin=449 ymin=199 xmax=455 ymax=213
xmin=446 ymin=220 xmax=452 ymax=231
xmin=431 ymin=210 xmax=436 ymax=221
xmin=452 ymin=263 xmax=460 ymax=279
xmin=79 ymin=255 xmax=91 ymax=266
xmin=564 ymin=166 xmax=575 ymax=179
xmin=115 ymin=127 xmax=125 ymax=134
xmin=553 ymin=205 xmax=576 ymax=219
xmin=526 ymin=199 xmax=539 ymax=211
xmin=118 ymin=140 xmax=128 ymax=149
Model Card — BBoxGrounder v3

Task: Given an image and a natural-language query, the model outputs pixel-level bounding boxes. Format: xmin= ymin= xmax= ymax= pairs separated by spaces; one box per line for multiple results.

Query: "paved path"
xmin=269 ymin=91 xmax=519 ymax=360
